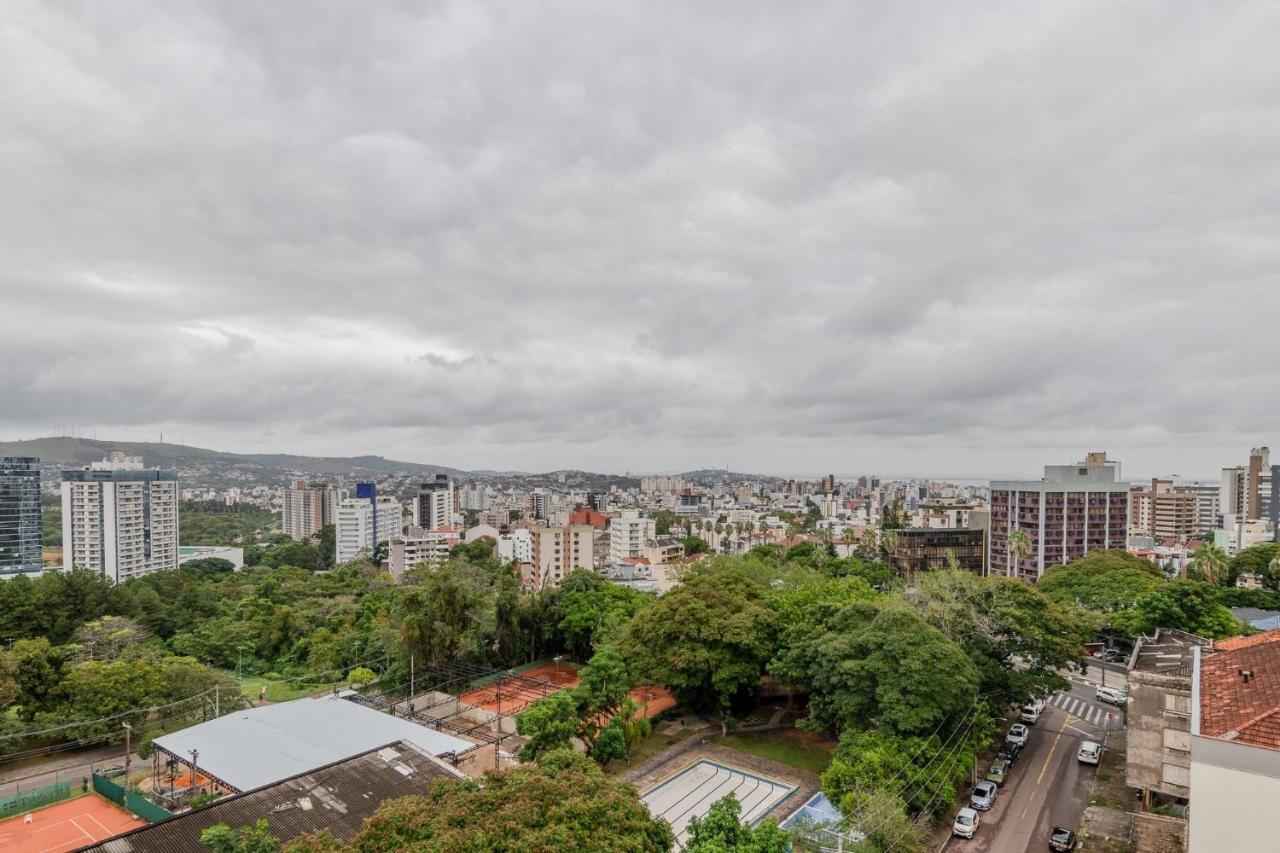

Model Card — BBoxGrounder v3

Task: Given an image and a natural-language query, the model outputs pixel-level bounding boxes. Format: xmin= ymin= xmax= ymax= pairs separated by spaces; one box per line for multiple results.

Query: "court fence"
xmin=91 ymin=773 xmax=172 ymax=824
xmin=0 ymin=780 xmax=72 ymax=820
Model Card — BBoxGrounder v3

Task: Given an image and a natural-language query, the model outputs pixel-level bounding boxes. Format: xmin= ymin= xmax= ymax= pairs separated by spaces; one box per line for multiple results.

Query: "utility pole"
xmin=122 ymin=723 xmax=132 ymax=796
xmin=189 ymin=749 xmax=199 ymax=797
xmin=214 ymin=684 xmax=220 ymax=717
xmin=409 ymin=653 xmax=414 ymax=700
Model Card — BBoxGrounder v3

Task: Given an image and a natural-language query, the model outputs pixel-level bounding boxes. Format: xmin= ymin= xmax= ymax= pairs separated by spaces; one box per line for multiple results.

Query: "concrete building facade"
xmin=530 ymin=525 xmax=594 ymax=587
xmin=61 ymin=453 xmax=179 ymax=582
xmin=388 ymin=527 xmax=461 ymax=580
xmin=1126 ymin=629 xmax=1209 ymax=803
xmin=1129 ymin=479 xmax=1197 ymax=542
xmin=0 ymin=457 xmax=42 ymax=576
xmin=610 ymin=509 xmax=655 ymax=564
xmin=335 ymin=493 xmax=403 ymax=564
xmin=412 ymin=475 xmax=455 ymax=530
xmin=280 ymin=480 xmax=336 ymax=541
xmin=989 ymin=452 xmax=1129 ymax=581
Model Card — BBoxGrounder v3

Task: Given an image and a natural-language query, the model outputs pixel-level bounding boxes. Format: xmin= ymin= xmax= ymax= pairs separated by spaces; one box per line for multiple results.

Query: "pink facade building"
xmin=990 ymin=452 xmax=1130 ymax=581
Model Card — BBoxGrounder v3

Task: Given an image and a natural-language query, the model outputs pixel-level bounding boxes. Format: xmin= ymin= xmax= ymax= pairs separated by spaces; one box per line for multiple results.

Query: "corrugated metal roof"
xmin=152 ymin=695 xmax=472 ymax=792
xmin=79 ymin=740 xmax=462 ymax=852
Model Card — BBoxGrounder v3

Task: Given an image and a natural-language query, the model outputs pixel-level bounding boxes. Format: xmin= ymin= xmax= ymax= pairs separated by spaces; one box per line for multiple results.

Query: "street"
xmin=0 ymin=744 xmax=145 ymax=799
xmin=942 ymin=675 xmax=1124 ymax=853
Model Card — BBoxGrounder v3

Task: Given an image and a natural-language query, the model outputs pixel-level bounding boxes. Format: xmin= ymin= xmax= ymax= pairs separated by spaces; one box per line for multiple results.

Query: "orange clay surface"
xmin=458 ymin=662 xmax=676 ymax=719
xmin=0 ymin=794 xmax=146 ymax=853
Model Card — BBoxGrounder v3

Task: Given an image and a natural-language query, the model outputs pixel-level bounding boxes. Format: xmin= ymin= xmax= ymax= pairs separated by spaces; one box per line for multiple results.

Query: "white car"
xmin=1078 ymin=740 xmax=1102 ymax=765
xmin=1006 ymin=723 xmax=1030 ymax=746
xmin=953 ymin=807 xmax=980 ymax=838
xmin=1096 ymin=686 xmax=1128 ymax=706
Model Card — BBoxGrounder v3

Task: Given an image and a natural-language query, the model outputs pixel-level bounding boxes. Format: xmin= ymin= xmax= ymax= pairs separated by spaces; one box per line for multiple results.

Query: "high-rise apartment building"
xmin=0 ymin=457 xmax=42 ymax=576
xmin=1173 ymin=484 xmax=1221 ymax=535
xmin=335 ymin=489 xmax=403 ymax=564
xmin=412 ymin=475 xmax=455 ymax=530
xmin=280 ymin=480 xmax=336 ymax=541
xmin=610 ymin=509 xmax=656 ymax=564
xmin=1129 ymin=479 xmax=1197 ymax=542
xmin=61 ymin=453 xmax=179 ymax=582
xmin=528 ymin=489 xmax=550 ymax=521
xmin=1272 ymin=464 xmax=1279 ymax=542
xmin=1222 ymin=447 xmax=1272 ymax=523
xmin=989 ymin=452 xmax=1129 ymax=582
xmin=530 ymin=525 xmax=595 ymax=587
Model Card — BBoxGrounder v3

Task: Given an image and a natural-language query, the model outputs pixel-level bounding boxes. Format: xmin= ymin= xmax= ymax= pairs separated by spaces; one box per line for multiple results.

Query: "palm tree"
xmin=1190 ymin=542 xmax=1230 ymax=586
xmin=1007 ymin=529 xmax=1032 ymax=575
xmin=880 ymin=528 xmax=898 ymax=556
xmin=841 ymin=527 xmax=856 ymax=557
xmin=859 ymin=528 xmax=878 ymax=560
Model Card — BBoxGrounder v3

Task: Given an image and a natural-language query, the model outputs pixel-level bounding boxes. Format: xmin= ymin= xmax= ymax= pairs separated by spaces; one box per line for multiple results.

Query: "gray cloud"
xmin=2 ymin=0 xmax=1278 ymax=476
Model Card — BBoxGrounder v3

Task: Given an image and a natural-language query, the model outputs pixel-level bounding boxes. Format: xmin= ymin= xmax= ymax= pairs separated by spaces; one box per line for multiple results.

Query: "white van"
xmin=1021 ymin=702 xmax=1043 ymax=724
xmin=1078 ymin=741 xmax=1102 ymax=765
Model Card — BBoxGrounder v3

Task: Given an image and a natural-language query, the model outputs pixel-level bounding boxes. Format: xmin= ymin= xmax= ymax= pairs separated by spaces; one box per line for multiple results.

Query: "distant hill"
xmin=679 ymin=468 xmax=783 ymax=485
xmin=0 ymin=437 xmax=467 ymax=478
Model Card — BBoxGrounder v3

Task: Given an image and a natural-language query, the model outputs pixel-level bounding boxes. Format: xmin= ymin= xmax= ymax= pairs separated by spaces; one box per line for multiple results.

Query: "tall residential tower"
xmin=61 ymin=453 xmax=179 ymax=582
xmin=0 ymin=457 xmax=43 ymax=576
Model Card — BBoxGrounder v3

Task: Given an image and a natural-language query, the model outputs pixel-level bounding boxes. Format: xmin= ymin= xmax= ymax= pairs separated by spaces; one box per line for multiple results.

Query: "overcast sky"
xmin=2 ymin=2 xmax=1278 ymax=478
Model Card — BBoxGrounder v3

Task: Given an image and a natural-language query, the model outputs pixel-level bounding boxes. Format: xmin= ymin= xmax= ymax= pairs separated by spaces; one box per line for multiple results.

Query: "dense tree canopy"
xmin=287 ymin=751 xmax=673 ymax=852
xmin=684 ymin=794 xmax=789 ymax=853
xmin=1038 ymin=550 xmax=1166 ymax=613
xmin=621 ymin=569 xmax=778 ymax=731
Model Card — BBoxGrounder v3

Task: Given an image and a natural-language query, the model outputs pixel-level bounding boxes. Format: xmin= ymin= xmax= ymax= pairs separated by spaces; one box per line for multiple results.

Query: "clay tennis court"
xmin=458 ymin=662 xmax=676 ymax=719
xmin=0 ymin=794 xmax=146 ymax=853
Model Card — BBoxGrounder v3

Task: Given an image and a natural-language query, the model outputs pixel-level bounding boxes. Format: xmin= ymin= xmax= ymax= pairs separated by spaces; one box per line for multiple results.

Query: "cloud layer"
xmin=2 ymin=1 xmax=1278 ymax=476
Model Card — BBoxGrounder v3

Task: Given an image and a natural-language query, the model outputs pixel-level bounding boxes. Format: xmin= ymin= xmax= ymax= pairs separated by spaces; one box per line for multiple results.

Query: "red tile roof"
xmin=1200 ymin=636 xmax=1280 ymax=750
xmin=1215 ymin=629 xmax=1280 ymax=652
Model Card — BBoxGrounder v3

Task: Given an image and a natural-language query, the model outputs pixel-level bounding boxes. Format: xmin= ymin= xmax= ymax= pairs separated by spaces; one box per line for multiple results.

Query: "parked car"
xmin=1077 ymin=741 xmax=1102 ymax=765
xmin=1021 ymin=702 xmax=1043 ymax=724
xmin=953 ymin=807 xmax=980 ymax=839
xmin=1006 ymin=723 xmax=1030 ymax=746
xmin=1096 ymin=686 xmax=1128 ymax=706
xmin=986 ymin=758 xmax=1010 ymax=786
xmin=997 ymin=741 xmax=1022 ymax=764
xmin=969 ymin=780 xmax=998 ymax=811
xmin=1049 ymin=826 xmax=1078 ymax=851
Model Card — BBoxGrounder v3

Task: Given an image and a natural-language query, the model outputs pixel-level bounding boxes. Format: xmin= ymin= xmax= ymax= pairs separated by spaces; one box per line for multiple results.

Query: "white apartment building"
xmin=530 ymin=525 xmax=594 ymax=588
xmin=640 ymin=476 xmax=684 ymax=494
xmin=610 ymin=509 xmax=656 ymax=564
xmin=497 ymin=528 xmax=533 ymax=564
xmin=280 ymin=480 xmax=336 ymax=541
xmin=412 ymin=475 xmax=455 ymax=530
xmin=336 ymin=496 xmax=403 ymax=564
xmin=61 ymin=453 xmax=179 ymax=583
xmin=388 ymin=527 xmax=460 ymax=580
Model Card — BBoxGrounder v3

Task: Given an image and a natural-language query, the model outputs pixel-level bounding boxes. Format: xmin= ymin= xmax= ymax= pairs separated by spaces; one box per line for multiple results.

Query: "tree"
xmin=515 ymin=691 xmax=578 ymax=762
xmin=1039 ymin=550 xmax=1166 ymax=612
xmin=682 ymin=536 xmax=710 ymax=556
xmin=347 ymin=667 xmax=376 ymax=687
xmin=399 ymin=565 xmax=486 ymax=664
xmin=201 ymin=820 xmax=280 ymax=853
xmin=74 ymin=615 xmax=152 ymax=661
xmin=590 ymin=716 xmax=626 ymax=765
xmin=296 ymin=751 xmax=673 ymax=852
xmin=684 ymin=794 xmax=789 ymax=852
xmin=653 ymin=510 xmax=678 ymax=536
xmin=12 ymin=638 xmax=66 ymax=720
xmin=904 ymin=571 xmax=1088 ymax=707
xmin=559 ymin=581 xmax=650 ymax=661
xmin=621 ymin=569 xmax=778 ymax=733
xmin=831 ymin=788 xmax=924 ymax=852
xmin=1007 ymin=529 xmax=1033 ymax=568
xmin=771 ymin=598 xmax=979 ymax=735
xmin=0 ymin=650 xmax=18 ymax=710
xmin=318 ymin=524 xmax=336 ymax=569
xmin=821 ymin=728 xmax=980 ymax=818
xmin=1114 ymin=581 xmax=1245 ymax=639
xmin=1226 ymin=543 xmax=1280 ymax=588
xmin=1190 ymin=542 xmax=1230 ymax=586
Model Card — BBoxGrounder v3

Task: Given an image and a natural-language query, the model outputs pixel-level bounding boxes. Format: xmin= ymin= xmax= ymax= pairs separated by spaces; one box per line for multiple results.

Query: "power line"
xmin=0 ymin=687 xmax=221 ymax=743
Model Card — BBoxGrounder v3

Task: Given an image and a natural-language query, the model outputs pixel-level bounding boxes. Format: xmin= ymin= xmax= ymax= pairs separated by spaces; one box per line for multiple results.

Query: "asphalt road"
xmin=942 ymin=679 xmax=1118 ymax=853
xmin=0 ymin=744 xmax=145 ymax=799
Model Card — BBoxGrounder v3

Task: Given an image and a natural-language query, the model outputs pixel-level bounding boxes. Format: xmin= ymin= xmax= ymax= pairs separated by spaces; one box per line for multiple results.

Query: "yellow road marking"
xmin=1037 ymin=722 xmax=1066 ymax=785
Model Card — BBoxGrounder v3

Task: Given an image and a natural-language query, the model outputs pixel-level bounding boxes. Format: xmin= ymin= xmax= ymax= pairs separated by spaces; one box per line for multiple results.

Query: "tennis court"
xmin=458 ymin=662 xmax=677 ymax=720
xmin=0 ymin=793 xmax=146 ymax=853
xmin=641 ymin=758 xmax=795 ymax=847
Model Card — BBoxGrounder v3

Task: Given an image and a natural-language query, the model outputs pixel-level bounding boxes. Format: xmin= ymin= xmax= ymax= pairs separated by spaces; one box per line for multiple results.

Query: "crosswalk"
xmin=1048 ymin=692 xmax=1121 ymax=729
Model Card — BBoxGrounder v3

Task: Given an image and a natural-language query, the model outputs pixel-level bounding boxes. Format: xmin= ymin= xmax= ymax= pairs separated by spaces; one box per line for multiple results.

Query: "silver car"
xmin=969 ymin=780 xmax=997 ymax=811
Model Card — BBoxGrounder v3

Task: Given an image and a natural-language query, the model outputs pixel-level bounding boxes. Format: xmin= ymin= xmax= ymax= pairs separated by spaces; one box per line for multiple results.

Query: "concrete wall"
xmin=1189 ymin=735 xmax=1280 ymax=852
xmin=1126 ymin=669 xmax=1192 ymax=798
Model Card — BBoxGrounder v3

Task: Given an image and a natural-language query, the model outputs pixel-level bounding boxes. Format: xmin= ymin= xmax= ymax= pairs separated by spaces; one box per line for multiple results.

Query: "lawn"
xmin=711 ymin=730 xmax=834 ymax=776
xmin=603 ymin=723 xmax=705 ymax=776
xmin=232 ymin=675 xmax=342 ymax=703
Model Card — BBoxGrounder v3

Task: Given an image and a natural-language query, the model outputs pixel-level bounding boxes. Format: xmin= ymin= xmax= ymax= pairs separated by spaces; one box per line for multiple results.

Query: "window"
xmin=1161 ymin=762 xmax=1189 ymax=787
xmin=1164 ymin=694 xmax=1191 ymax=716
xmin=1163 ymin=729 xmax=1190 ymax=752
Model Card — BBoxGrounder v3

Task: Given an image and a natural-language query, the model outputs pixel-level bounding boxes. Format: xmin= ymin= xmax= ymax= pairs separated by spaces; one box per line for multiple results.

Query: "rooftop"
xmin=1130 ymin=628 xmax=1211 ymax=675
xmin=1198 ymin=631 xmax=1280 ymax=750
xmin=152 ymin=695 xmax=473 ymax=792
xmin=80 ymin=740 xmax=461 ymax=852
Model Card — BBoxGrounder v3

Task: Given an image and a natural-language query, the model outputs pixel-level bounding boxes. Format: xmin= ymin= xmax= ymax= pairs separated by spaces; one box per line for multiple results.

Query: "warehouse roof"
xmin=80 ymin=740 xmax=462 ymax=852
xmin=152 ymin=695 xmax=472 ymax=792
